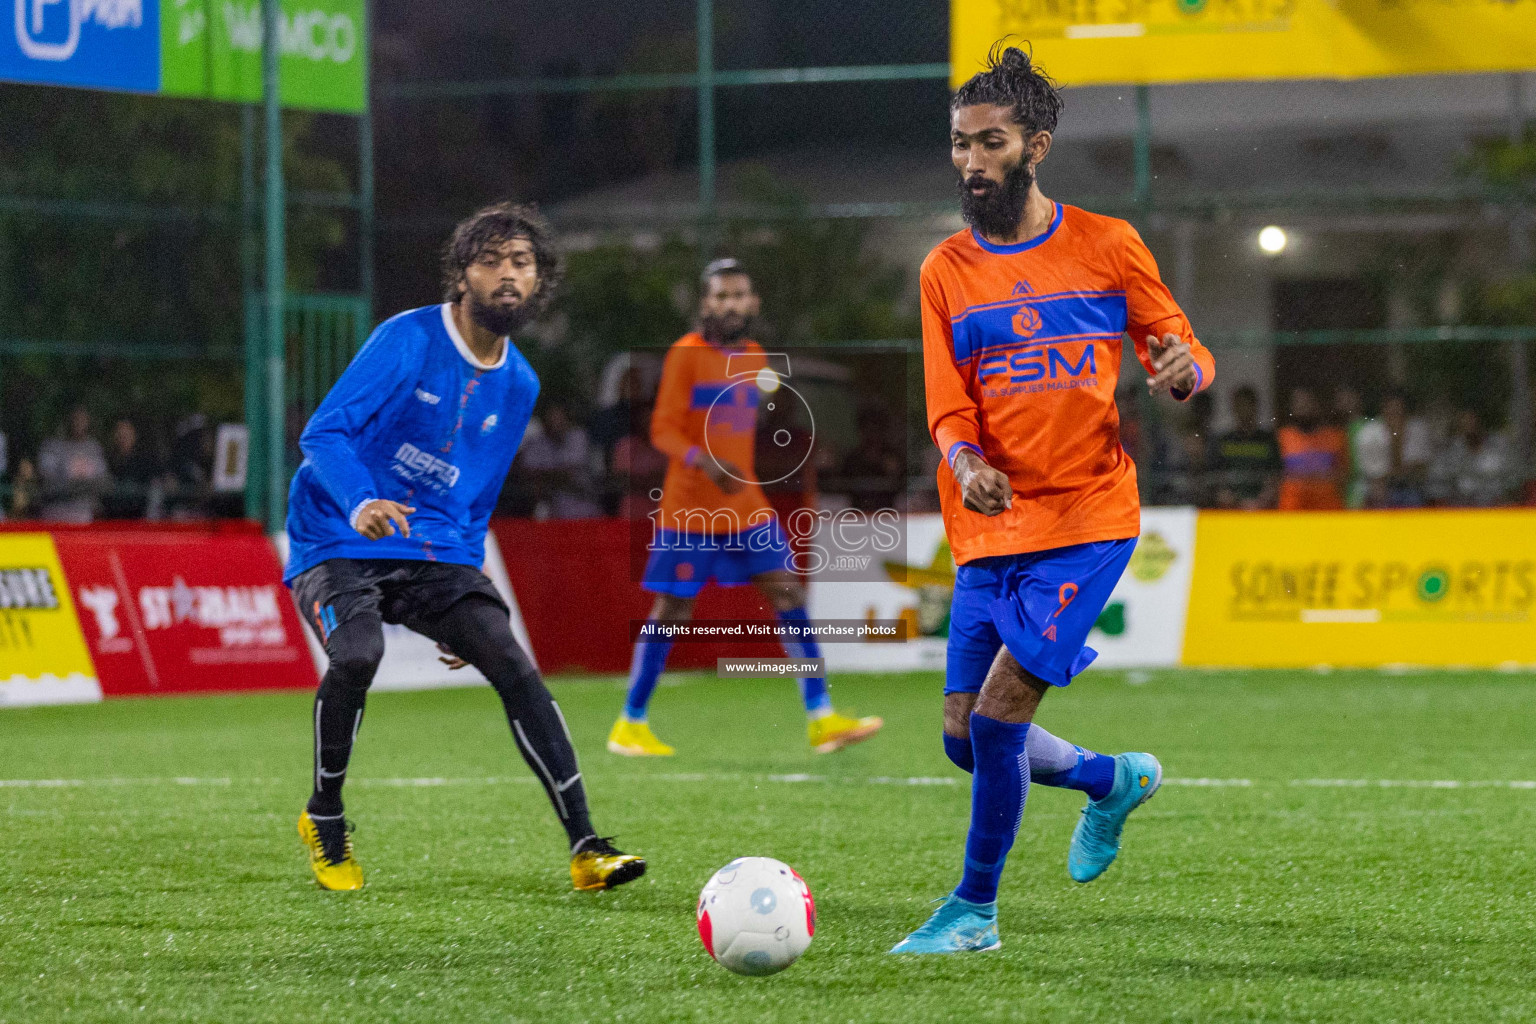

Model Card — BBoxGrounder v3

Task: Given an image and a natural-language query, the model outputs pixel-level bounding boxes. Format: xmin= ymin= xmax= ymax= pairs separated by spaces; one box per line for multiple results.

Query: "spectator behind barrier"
xmin=1212 ymin=385 xmax=1281 ymax=510
xmin=1355 ymin=392 xmax=1432 ymax=508
xmin=590 ymin=364 xmax=648 ymax=469
xmin=1334 ymin=386 xmax=1371 ymax=509
xmin=165 ymin=415 xmax=215 ymax=519
xmin=103 ymin=418 xmax=166 ymax=520
xmin=611 ymin=401 xmax=667 ymax=520
xmin=1277 ymin=387 xmax=1347 ymax=511
xmin=9 ymin=458 xmax=39 ymax=519
xmin=1157 ymin=390 xmax=1215 ymax=507
xmin=38 ymin=405 xmax=110 ymax=523
xmin=1429 ymin=408 xmax=1516 ymax=507
xmin=520 ymin=401 xmax=603 ymax=519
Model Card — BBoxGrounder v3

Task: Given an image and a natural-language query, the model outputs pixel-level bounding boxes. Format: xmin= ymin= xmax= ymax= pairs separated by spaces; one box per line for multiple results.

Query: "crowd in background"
xmin=495 ymin=372 xmax=1536 ymax=521
xmin=1136 ymin=384 xmax=1531 ymax=511
xmin=0 ymin=407 xmax=239 ymax=522
xmin=3 ymin=378 xmax=1531 ymax=524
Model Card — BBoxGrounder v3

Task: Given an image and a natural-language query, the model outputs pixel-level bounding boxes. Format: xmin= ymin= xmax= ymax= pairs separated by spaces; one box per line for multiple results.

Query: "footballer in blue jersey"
xmin=286 ymin=202 xmax=644 ymax=894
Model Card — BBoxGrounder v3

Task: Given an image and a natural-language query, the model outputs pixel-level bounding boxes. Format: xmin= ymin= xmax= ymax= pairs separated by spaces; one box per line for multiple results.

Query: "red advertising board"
xmin=490 ymin=518 xmax=781 ymax=675
xmin=53 ymin=526 xmax=318 ymax=696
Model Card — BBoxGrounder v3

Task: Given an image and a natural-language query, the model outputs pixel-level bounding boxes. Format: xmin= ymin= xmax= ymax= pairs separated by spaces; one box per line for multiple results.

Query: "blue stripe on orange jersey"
xmin=689 ymin=382 xmax=761 ymax=410
xmin=951 ymin=291 xmax=1128 ymax=364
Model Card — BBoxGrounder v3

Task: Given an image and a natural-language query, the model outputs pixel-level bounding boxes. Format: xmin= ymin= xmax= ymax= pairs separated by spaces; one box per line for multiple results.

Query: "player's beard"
xmin=701 ymin=311 xmax=753 ymax=345
xmin=958 ymin=157 xmax=1033 ymax=240
xmin=465 ymin=287 xmax=536 ymax=336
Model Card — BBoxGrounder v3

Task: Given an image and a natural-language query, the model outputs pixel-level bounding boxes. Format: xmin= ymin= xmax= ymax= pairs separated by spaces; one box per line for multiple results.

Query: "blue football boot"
xmin=888 ymin=893 xmax=1001 ymax=954
xmin=1068 ymin=752 xmax=1162 ymax=883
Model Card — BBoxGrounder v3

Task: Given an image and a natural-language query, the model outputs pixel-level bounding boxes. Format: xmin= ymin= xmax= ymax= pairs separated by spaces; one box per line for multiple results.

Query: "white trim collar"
xmin=440 ymin=302 xmax=509 ymax=371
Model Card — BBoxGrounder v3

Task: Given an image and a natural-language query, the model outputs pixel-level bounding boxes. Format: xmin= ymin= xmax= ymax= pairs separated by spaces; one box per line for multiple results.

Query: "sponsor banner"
xmin=953 ymin=0 xmax=1536 ymax=88
xmin=160 ymin=0 xmax=366 ymax=112
xmin=0 ymin=531 xmax=102 ymax=707
xmin=491 ymin=518 xmax=781 ymax=675
xmin=1184 ymin=510 xmax=1536 ymax=668
xmin=809 ymin=510 xmax=1194 ymax=673
xmin=274 ymin=531 xmax=536 ymax=692
xmin=57 ymin=527 xmax=317 ymax=695
xmin=0 ymin=0 xmax=364 ymax=111
xmin=1098 ymin=507 xmax=1196 ymax=667
xmin=0 ymin=0 xmax=160 ymax=93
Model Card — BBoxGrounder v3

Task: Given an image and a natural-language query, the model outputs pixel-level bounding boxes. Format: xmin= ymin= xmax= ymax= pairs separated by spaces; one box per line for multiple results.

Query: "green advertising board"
xmin=161 ymin=0 xmax=366 ymax=112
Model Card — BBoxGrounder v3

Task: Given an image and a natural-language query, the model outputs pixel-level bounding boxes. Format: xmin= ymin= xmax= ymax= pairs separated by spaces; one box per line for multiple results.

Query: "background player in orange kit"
xmin=891 ymin=46 xmax=1216 ymax=955
xmin=607 ymin=259 xmax=883 ymax=757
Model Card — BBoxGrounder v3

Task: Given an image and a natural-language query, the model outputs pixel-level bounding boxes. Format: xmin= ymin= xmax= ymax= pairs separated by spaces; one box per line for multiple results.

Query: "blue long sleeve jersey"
xmin=284 ymin=303 xmax=539 ymax=583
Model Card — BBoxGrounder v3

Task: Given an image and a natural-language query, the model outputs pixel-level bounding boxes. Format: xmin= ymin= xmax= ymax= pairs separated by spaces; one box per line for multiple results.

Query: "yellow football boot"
xmin=809 ymin=711 xmax=885 ymax=754
xmin=570 ymin=836 xmax=647 ymax=892
xmin=606 ymin=718 xmax=675 ymax=756
xmin=297 ymin=810 xmax=364 ymax=891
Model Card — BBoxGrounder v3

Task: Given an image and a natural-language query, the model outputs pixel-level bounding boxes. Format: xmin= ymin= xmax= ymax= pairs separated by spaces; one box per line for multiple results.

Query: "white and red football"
xmin=696 ymin=856 xmax=815 ymax=976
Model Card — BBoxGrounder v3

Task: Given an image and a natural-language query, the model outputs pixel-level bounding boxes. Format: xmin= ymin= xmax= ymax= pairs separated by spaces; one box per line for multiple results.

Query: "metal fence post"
xmin=359 ymin=0 xmax=375 ymax=335
xmin=241 ymin=103 xmax=265 ymax=522
xmin=1133 ymin=84 xmax=1152 ymax=217
xmin=697 ymin=0 xmax=716 ymax=259
xmin=263 ymin=0 xmax=287 ymax=531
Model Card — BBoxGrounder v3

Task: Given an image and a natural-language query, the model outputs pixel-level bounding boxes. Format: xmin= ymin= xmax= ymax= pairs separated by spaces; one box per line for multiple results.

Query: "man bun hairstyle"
xmin=441 ymin=200 xmax=563 ymax=314
xmin=701 ymin=256 xmax=749 ymax=287
xmin=952 ymin=42 xmax=1063 ymax=136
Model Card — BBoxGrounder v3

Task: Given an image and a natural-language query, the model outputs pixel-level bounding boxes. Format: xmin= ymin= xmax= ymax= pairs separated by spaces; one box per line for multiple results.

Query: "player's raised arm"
xmin=298 ymin=323 xmax=412 ymax=528
xmin=1120 ymin=223 xmax=1215 ymax=400
xmin=921 ymin=260 xmax=1010 ymax=516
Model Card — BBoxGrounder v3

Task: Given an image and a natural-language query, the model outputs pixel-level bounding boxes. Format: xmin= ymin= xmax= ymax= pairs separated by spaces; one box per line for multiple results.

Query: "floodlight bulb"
xmin=1258 ymin=226 xmax=1287 ymax=254
xmin=755 ymin=368 xmax=782 ymax=393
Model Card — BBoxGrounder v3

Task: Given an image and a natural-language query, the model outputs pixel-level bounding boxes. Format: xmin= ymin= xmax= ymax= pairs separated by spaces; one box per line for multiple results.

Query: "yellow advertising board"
xmin=1184 ymin=510 xmax=1536 ymax=667
xmin=0 ymin=532 xmax=100 ymax=705
xmin=952 ymin=0 xmax=1536 ymax=88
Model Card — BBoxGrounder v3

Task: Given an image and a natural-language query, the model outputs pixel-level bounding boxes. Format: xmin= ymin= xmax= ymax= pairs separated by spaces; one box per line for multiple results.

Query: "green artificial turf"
xmin=2 ymin=668 xmax=1535 ymax=1023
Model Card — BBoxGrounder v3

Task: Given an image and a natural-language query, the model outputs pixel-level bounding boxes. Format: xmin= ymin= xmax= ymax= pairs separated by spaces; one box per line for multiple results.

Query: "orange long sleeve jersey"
xmin=650 ymin=332 xmax=773 ymax=534
xmin=923 ymin=203 xmax=1215 ymax=565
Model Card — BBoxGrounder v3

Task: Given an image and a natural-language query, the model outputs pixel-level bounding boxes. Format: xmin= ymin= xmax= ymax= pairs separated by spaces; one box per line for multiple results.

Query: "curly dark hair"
xmin=951 ymin=42 xmax=1063 ymax=136
xmin=439 ymin=201 xmax=563 ymax=314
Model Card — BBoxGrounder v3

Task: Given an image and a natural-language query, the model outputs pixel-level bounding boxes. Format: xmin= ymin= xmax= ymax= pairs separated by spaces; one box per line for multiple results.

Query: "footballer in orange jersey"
xmin=607 ymin=260 xmax=882 ymax=758
xmin=892 ymin=46 xmax=1215 ymax=956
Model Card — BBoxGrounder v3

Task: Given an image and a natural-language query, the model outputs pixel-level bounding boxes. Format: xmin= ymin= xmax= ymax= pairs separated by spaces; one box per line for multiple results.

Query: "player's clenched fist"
xmin=353 ymin=499 xmax=416 ymax=540
xmin=953 ymin=448 xmax=1012 ymax=517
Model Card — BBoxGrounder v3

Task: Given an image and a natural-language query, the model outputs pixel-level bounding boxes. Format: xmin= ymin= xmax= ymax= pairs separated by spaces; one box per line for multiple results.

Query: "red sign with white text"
xmin=53 ymin=527 xmax=318 ymax=696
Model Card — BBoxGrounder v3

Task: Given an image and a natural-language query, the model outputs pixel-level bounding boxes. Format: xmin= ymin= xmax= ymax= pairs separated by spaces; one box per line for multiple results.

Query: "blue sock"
xmin=1025 ymin=725 xmax=1117 ymax=800
xmin=943 ymin=733 xmax=974 ymax=774
xmin=1034 ymin=750 xmax=1116 ymax=801
xmin=956 ymin=713 xmax=1030 ymax=905
xmin=623 ymin=635 xmax=673 ymax=720
xmin=777 ymin=606 xmax=831 ymax=716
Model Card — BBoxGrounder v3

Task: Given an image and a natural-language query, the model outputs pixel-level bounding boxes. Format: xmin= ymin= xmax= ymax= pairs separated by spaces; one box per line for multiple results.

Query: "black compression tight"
xmin=306 ymin=596 xmax=596 ymax=849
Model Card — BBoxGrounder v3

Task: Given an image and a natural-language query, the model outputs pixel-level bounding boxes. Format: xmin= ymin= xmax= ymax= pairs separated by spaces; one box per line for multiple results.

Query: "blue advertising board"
xmin=1 ymin=0 xmax=159 ymax=93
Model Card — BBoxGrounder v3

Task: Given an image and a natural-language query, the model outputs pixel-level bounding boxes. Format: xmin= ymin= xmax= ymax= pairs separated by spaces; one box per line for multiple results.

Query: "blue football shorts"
xmin=641 ymin=518 xmax=794 ymax=598
xmin=944 ymin=536 xmax=1137 ymax=693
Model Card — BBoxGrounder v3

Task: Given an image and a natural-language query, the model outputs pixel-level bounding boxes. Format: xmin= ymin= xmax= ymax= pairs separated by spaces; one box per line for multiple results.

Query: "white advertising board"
xmin=809 ymin=510 xmax=1196 ymax=673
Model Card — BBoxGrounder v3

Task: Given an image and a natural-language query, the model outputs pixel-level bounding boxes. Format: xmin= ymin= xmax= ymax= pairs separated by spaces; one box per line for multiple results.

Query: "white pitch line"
xmin=3 ymin=774 xmax=1535 ymax=790
xmin=1163 ymin=777 xmax=1253 ymax=787
xmin=1294 ymin=778 xmax=1536 ymax=790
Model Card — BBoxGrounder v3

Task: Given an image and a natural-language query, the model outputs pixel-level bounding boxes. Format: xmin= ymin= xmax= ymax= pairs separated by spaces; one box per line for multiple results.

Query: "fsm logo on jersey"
xmin=977 ymin=342 xmax=1099 ymax=397
xmin=3 ymin=0 xmax=159 ymax=91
